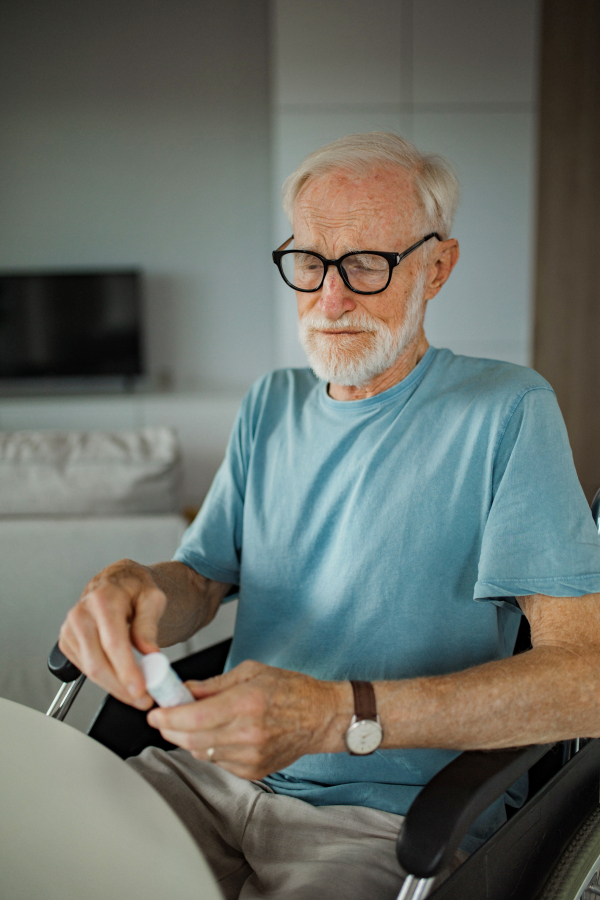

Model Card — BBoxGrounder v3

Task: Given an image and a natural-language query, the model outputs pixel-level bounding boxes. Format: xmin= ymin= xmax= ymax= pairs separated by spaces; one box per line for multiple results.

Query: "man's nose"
xmin=317 ymin=265 xmax=356 ymax=318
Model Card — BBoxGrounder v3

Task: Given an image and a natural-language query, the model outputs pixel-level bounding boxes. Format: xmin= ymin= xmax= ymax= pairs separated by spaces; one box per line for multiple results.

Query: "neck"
xmin=327 ymin=329 xmax=429 ymax=401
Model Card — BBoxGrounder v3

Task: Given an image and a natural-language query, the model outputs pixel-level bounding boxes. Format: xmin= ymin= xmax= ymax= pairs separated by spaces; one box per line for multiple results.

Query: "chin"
xmin=314 ymin=330 xmax=373 ymax=352
xmin=303 ymin=334 xmax=389 ymax=387
xmin=311 ymin=331 xmax=374 ymax=362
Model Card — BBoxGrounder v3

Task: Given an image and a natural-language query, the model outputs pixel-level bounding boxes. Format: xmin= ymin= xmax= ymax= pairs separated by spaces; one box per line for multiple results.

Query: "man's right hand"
xmin=58 ymin=558 xmax=167 ymax=710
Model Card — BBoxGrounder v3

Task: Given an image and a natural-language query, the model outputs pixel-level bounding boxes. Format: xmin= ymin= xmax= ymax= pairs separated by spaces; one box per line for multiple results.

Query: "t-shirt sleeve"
xmin=172 ymin=397 xmax=251 ymax=585
xmin=474 ymin=386 xmax=600 ymax=604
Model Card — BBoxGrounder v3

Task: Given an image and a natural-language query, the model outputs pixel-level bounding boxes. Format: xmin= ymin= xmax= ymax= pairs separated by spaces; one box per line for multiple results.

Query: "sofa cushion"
xmin=0 ymin=428 xmax=181 ymax=516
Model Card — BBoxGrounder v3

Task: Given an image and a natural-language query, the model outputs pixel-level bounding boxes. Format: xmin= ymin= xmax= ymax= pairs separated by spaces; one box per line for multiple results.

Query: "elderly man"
xmin=59 ymin=133 xmax=600 ymax=900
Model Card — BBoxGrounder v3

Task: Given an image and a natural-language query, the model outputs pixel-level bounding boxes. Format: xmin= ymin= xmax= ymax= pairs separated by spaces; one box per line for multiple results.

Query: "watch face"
xmin=345 ymin=719 xmax=383 ymax=755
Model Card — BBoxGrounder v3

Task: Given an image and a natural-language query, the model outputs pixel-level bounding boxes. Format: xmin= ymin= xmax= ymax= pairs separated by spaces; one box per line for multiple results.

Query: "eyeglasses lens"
xmin=280 ymin=252 xmax=389 ymax=292
xmin=341 ymin=254 xmax=390 ymax=291
xmin=281 ymin=253 xmax=324 ymax=290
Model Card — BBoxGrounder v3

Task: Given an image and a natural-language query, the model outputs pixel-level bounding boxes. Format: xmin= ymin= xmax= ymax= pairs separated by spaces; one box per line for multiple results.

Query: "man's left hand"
xmin=146 ymin=660 xmax=351 ymax=780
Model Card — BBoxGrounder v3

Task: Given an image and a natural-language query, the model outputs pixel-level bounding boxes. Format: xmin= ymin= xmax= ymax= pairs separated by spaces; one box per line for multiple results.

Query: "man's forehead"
xmin=295 ymin=166 xmax=417 ymax=212
xmin=292 ymin=167 xmax=419 ymax=246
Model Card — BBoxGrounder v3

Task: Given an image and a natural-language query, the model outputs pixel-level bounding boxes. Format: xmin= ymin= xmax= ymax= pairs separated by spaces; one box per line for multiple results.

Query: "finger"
xmin=87 ymin=584 xmax=149 ymax=700
xmin=184 ymin=659 xmax=263 ymax=701
xmin=192 ymin=744 xmax=273 ymax=782
xmin=153 ymin=727 xmax=212 ymax=749
xmin=149 ymin=717 xmax=276 ymax=780
xmin=62 ymin=607 xmax=152 ymax=709
xmin=148 ymin=683 xmax=250 ymax=732
xmin=155 ymin=728 xmax=251 ymax=765
xmin=60 ymin=604 xmax=108 ymax=681
xmin=129 ymin=586 xmax=165 ymax=655
xmin=57 ymin=626 xmax=86 ymax=676
xmin=186 ymin=680 xmax=225 ymax=700
xmin=80 ymin=632 xmax=152 ymax=709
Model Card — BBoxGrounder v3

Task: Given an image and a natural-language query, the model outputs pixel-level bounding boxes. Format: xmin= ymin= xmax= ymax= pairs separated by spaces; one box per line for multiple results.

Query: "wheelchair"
xmin=47 ymin=487 xmax=600 ymax=900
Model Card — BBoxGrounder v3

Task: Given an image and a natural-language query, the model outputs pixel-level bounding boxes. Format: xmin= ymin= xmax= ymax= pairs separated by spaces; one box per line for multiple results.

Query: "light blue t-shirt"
xmin=174 ymin=347 xmax=600 ymax=851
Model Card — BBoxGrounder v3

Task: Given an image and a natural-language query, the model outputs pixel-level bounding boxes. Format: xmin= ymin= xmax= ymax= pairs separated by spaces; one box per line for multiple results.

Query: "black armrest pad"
xmin=48 ymin=641 xmax=82 ymax=683
xmin=396 ymin=743 xmax=553 ymax=878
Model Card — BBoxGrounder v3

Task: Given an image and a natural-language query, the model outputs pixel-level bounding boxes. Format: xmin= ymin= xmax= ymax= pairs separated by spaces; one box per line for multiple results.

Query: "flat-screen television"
xmin=0 ymin=269 xmax=143 ymax=381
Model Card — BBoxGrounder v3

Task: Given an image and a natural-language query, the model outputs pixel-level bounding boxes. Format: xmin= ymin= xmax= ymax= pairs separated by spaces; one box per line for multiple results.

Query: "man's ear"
xmin=424 ymin=239 xmax=459 ymax=301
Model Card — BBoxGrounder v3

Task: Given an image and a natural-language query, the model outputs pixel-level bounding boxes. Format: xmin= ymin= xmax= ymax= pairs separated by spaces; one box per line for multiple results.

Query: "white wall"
xmin=0 ymin=1 xmax=541 ymax=499
xmin=0 ymin=0 xmax=274 ymax=393
xmin=271 ymin=0 xmax=540 ymax=368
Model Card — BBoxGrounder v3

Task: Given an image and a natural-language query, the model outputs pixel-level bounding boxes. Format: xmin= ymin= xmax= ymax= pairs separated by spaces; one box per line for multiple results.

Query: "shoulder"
xmin=432 ymin=348 xmax=552 ymax=397
xmin=428 ymin=348 xmax=554 ymax=414
xmin=244 ymin=367 xmax=319 ymax=406
xmin=422 ymin=349 xmax=561 ymax=452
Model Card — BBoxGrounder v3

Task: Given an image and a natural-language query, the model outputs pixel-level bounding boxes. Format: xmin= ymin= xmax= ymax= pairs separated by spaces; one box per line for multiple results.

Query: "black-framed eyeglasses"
xmin=272 ymin=232 xmax=441 ymax=295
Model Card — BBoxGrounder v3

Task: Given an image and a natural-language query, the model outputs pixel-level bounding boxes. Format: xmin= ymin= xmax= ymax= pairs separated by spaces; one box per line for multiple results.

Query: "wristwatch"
xmin=344 ymin=680 xmax=383 ymax=755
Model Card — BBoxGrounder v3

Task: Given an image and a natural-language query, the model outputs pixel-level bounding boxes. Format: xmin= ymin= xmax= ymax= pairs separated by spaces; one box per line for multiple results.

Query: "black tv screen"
xmin=0 ymin=269 xmax=142 ymax=379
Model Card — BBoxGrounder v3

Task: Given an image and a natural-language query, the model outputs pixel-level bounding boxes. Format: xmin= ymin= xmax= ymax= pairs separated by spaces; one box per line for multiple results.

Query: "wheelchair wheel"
xmin=538 ymin=806 xmax=600 ymax=899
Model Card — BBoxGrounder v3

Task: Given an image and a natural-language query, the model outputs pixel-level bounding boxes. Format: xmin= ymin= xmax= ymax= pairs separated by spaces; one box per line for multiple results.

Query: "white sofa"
xmin=0 ymin=429 xmax=236 ymax=731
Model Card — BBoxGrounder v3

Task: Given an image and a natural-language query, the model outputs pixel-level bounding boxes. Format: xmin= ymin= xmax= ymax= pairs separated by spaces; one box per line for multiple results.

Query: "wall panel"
xmin=271 ymin=0 xmax=540 ymax=370
xmin=533 ymin=0 xmax=600 ymax=500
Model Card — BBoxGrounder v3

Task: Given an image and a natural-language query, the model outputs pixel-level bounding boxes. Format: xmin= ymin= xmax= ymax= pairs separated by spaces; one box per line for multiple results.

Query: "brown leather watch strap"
xmin=350 ymin=680 xmax=377 ymax=721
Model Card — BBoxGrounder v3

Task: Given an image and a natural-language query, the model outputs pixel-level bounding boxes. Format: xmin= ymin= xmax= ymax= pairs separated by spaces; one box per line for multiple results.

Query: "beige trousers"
xmin=128 ymin=747 xmax=461 ymax=900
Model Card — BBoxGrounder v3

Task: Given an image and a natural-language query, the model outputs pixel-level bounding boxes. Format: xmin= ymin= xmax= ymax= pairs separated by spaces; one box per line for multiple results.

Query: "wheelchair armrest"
xmin=48 ymin=641 xmax=83 ymax=683
xmin=396 ymin=742 xmax=553 ymax=878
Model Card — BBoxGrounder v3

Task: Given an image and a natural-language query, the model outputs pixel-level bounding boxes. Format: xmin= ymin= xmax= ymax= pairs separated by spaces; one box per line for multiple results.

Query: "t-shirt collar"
xmin=319 ymin=345 xmax=437 ymax=414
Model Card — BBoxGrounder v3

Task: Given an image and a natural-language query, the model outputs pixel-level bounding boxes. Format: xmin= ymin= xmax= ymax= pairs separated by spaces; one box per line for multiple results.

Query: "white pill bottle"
xmin=140 ymin=652 xmax=194 ymax=708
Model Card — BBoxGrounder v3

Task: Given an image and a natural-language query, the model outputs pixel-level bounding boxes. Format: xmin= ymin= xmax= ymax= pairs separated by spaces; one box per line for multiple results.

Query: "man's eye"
xmin=296 ymin=257 xmax=320 ymax=270
xmin=348 ymin=255 xmax=387 ymax=273
xmin=347 ymin=263 xmax=381 ymax=274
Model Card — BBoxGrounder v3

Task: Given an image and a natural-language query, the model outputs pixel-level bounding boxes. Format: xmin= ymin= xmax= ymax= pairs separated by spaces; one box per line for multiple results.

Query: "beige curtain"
xmin=533 ymin=0 xmax=600 ymax=501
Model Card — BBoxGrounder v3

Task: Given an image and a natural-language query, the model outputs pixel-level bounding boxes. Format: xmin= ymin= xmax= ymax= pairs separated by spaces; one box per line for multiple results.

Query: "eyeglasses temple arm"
xmin=396 ymin=232 xmax=443 ymax=265
xmin=275 ymin=235 xmax=294 ymax=252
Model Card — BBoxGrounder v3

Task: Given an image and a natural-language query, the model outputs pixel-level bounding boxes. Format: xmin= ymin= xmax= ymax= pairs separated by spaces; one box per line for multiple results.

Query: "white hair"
xmin=281 ymin=132 xmax=460 ymax=239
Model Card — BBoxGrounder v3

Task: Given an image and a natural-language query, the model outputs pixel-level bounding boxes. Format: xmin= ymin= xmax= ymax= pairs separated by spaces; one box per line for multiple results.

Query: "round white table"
xmin=0 ymin=697 xmax=223 ymax=900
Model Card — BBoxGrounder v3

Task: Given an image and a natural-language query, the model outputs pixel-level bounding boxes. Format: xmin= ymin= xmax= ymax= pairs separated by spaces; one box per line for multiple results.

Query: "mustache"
xmin=300 ymin=311 xmax=384 ymax=334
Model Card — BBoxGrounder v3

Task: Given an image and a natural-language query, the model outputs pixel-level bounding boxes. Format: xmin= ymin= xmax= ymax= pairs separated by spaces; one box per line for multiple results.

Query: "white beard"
xmin=298 ymin=270 xmax=427 ymax=387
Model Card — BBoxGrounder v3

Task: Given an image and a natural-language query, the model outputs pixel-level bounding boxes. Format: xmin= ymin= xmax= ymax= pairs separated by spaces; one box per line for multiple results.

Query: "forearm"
xmin=377 ymin=644 xmax=600 ymax=750
xmin=146 ymin=593 xmax=600 ymax=780
xmin=145 ymin=561 xmax=231 ymax=647
xmin=317 ymin=644 xmax=600 ymax=756
xmin=314 ymin=593 xmax=600 ymax=755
